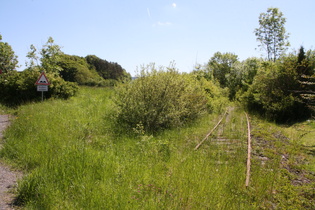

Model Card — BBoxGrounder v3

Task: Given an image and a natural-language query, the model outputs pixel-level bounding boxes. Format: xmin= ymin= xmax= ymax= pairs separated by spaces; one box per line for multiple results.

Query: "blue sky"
xmin=1 ymin=0 xmax=314 ymax=76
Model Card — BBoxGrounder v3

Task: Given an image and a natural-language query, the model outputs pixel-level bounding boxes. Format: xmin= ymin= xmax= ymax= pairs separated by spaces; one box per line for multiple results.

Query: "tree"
xmin=0 ymin=34 xmax=18 ymax=73
xmin=26 ymin=37 xmax=63 ymax=75
xmin=208 ymin=52 xmax=238 ymax=88
xmin=241 ymin=53 xmax=315 ymax=122
xmin=227 ymin=58 xmax=261 ymax=100
xmin=40 ymin=37 xmax=63 ymax=75
xmin=57 ymin=54 xmax=105 ymax=86
xmin=26 ymin=44 xmax=39 ymax=68
xmin=85 ymin=55 xmax=131 ymax=81
xmin=254 ymin=8 xmax=290 ymax=62
xmin=297 ymin=46 xmax=306 ymax=65
xmin=295 ymin=48 xmax=315 ymax=108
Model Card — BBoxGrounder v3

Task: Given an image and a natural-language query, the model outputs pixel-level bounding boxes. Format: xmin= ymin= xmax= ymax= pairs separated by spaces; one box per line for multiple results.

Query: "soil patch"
xmin=0 ymin=115 xmax=22 ymax=210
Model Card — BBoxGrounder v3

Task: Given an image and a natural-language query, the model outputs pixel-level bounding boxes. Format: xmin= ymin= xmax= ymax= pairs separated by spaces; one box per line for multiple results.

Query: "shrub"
xmin=113 ymin=63 xmax=208 ymax=133
xmin=197 ymin=77 xmax=230 ymax=113
xmin=0 ymin=69 xmax=78 ymax=106
xmin=85 ymin=55 xmax=131 ymax=82
xmin=46 ymin=72 xmax=78 ymax=99
xmin=241 ymin=59 xmax=311 ymax=122
xmin=58 ymin=54 xmax=106 ymax=86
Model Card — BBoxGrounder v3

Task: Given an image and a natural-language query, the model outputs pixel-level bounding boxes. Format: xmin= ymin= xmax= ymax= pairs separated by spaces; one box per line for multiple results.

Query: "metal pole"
xmin=41 ymin=91 xmax=44 ymax=102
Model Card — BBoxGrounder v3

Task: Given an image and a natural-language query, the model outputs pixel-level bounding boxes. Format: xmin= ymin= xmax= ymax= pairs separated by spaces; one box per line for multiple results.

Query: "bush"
xmin=241 ymin=59 xmax=311 ymax=122
xmin=85 ymin=55 xmax=131 ymax=82
xmin=46 ymin=73 xmax=78 ymax=99
xmin=0 ymin=69 xmax=78 ymax=106
xmin=113 ymin=63 xmax=208 ymax=133
xmin=192 ymin=72 xmax=230 ymax=113
xmin=58 ymin=54 xmax=106 ymax=86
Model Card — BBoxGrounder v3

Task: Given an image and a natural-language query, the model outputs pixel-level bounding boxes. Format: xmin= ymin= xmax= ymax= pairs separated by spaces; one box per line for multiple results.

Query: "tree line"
xmin=0 ymin=36 xmax=131 ymax=105
xmin=193 ymin=7 xmax=315 ymax=122
xmin=194 ymin=47 xmax=315 ymax=122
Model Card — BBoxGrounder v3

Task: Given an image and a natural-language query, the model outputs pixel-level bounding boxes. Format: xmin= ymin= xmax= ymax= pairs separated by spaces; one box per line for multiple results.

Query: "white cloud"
xmin=172 ymin=3 xmax=177 ymax=8
xmin=157 ymin=21 xmax=172 ymax=26
xmin=147 ymin=8 xmax=151 ymax=18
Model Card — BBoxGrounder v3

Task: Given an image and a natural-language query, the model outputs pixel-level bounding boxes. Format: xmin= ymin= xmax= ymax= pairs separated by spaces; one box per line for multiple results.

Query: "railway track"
xmin=194 ymin=107 xmax=252 ymax=187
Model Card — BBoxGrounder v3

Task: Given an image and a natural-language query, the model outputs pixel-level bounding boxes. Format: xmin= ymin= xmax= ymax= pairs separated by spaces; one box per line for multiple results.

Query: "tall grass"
xmin=0 ymin=87 xmax=312 ymax=209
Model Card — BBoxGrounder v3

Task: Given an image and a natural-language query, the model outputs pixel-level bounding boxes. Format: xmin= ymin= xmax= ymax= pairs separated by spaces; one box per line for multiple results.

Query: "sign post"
xmin=35 ymin=72 xmax=50 ymax=101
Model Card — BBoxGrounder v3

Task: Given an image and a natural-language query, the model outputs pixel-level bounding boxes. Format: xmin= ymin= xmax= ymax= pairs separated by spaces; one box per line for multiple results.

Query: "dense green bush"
xmin=46 ymin=72 xmax=78 ymax=99
xmin=0 ymin=70 xmax=46 ymax=106
xmin=113 ymin=63 xmax=208 ymax=133
xmin=207 ymin=52 xmax=239 ymax=89
xmin=57 ymin=54 xmax=131 ymax=87
xmin=0 ymin=34 xmax=18 ymax=73
xmin=0 ymin=69 xmax=78 ymax=106
xmin=0 ymin=37 xmax=79 ymax=106
xmin=192 ymin=70 xmax=230 ymax=113
xmin=240 ymin=57 xmax=311 ymax=122
xmin=58 ymin=54 xmax=105 ymax=86
xmin=230 ymin=57 xmax=261 ymax=100
xmin=86 ymin=55 xmax=131 ymax=82
xmin=203 ymin=52 xmax=260 ymax=100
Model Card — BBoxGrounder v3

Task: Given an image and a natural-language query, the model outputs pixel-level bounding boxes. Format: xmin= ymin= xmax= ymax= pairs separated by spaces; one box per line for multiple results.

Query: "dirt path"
xmin=0 ymin=115 xmax=21 ymax=210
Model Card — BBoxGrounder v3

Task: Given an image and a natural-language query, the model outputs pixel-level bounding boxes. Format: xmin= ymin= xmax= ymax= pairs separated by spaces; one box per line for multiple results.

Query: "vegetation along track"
xmin=195 ymin=107 xmax=252 ymax=187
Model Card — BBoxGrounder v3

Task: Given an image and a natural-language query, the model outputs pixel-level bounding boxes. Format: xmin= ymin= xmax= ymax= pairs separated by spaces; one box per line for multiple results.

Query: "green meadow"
xmin=0 ymin=87 xmax=314 ymax=209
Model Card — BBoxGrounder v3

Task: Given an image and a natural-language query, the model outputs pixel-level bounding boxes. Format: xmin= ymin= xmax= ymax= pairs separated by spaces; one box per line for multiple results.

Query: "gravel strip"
xmin=0 ymin=115 xmax=22 ymax=210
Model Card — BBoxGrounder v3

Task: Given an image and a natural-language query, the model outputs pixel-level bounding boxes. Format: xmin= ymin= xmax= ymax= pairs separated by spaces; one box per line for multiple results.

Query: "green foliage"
xmin=241 ymin=57 xmax=312 ymax=122
xmin=0 ymin=37 xmax=79 ymax=106
xmin=254 ymin=7 xmax=290 ymax=61
xmin=0 ymin=69 xmax=77 ymax=106
xmin=40 ymin=37 xmax=63 ymax=75
xmin=26 ymin=44 xmax=38 ymax=67
xmin=113 ymin=63 xmax=208 ymax=133
xmin=46 ymin=72 xmax=78 ymax=99
xmin=86 ymin=55 xmax=131 ymax=82
xmin=0 ymin=34 xmax=18 ymax=73
xmin=201 ymin=52 xmax=260 ymax=100
xmin=297 ymin=46 xmax=306 ymax=65
xmin=199 ymin=46 xmax=315 ymax=123
xmin=195 ymin=48 xmax=314 ymax=122
xmin=207 ymin=52 xmax=239 ymax=88
xmin=192 ymin=70 xmax=230 ymax=112
xmin=58 ymin=54 xmax=130 ymax=87
xmin=295 ymin=48 xmax=315 ymax=110
xmin=57 ymin=54 xmax=106 ymax=86
xmin=0 ymin=70 xmax=37 ymax=106
xmin=228 ymin=57 xmax=261 ymax=100
xmin=297 ymin=47 xmax=315 ymax=76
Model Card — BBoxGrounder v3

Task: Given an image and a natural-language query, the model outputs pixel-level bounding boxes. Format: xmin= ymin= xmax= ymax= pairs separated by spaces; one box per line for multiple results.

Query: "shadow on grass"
xmin=304 ymin=145 xmax=315 ymax=156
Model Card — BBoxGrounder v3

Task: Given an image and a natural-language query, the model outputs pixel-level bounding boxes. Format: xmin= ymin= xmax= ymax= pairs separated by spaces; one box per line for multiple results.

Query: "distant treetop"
xmin=254 ymin=7 xmax=290 ymax=62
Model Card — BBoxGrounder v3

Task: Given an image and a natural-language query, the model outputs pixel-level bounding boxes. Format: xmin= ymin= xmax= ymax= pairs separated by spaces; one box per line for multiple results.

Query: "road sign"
xmin=37 ymin=85 xmax=48 ymax=91
xmin=35 ymin=72 xmax=50 ymax=85
xmin=35 ymin=72 xmax=50 ymax=101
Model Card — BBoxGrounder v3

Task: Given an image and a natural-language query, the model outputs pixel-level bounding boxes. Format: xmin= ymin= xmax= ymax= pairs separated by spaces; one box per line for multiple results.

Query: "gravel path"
xmin=0 ymin=115 xmax=22 ymax=210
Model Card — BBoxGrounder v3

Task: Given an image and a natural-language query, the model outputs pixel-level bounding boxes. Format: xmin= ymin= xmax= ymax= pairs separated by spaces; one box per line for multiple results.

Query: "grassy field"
xmin=0 ymin=87 xmax=314 ymax=209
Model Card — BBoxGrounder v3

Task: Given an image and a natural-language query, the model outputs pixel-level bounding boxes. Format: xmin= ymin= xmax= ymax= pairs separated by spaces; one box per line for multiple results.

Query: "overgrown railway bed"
xmin=194 ymin=107 xmax=252 ymax=187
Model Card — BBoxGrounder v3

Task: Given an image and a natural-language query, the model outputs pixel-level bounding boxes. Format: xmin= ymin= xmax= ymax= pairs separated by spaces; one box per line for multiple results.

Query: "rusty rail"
xmin=245 ymin=112 xmax=251 ymax=187
xmin=194 ymin=110 xmax=228 ymax=150
xmin=194 ymin=109 xmax=252 ymax=188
